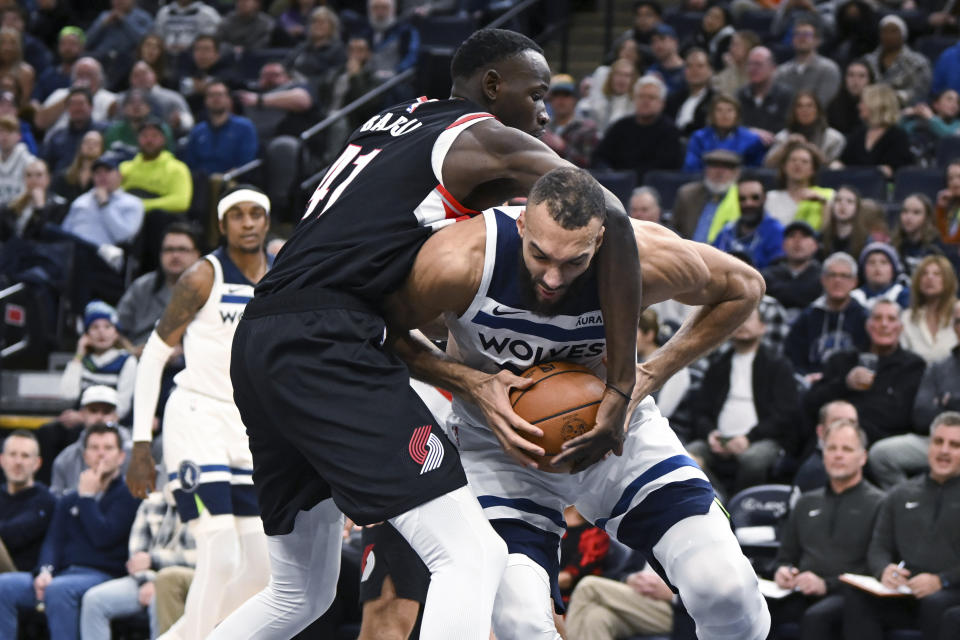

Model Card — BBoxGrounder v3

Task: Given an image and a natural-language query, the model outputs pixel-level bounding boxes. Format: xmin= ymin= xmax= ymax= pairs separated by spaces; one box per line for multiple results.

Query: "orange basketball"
xmin=509 ymin=361 xmax=605 ymax=473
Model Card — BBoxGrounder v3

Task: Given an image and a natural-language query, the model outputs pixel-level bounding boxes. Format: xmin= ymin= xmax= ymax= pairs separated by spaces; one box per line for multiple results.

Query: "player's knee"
xmin=496 ymin=601 xmax=559 ymax=640
xmin=678 ymin=551 xmax=768 ymax=640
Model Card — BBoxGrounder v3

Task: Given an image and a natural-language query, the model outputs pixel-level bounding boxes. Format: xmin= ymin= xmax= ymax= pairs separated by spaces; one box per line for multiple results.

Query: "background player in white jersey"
xmin=126 ymin=186 xmax=272 ymax=639
xmin=384 ymin=167 xmax=771 ymax=640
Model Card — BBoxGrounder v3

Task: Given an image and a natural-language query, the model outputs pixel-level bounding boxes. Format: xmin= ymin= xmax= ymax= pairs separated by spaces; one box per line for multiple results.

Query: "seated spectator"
xmin=51 ymin=129 xmax=103 ymax=202
xmin=33 ymin=26 xmax=83 ymax=103
xmin=825 ymin=0 xmax=879 ymax=70
xmin=0 ymin=89 xmax=36 ymax=155
xmin=644 ymin=23 xmax=684 ymax=97
xmin=605 ymin=0 xmax=661 ymax=70
xmin=683 ymin=5 xmax=734 ymax=71
xmin=2 ymin=7 xmax=51 ymax=77
xmin=103 ymin=89 xmax=174 ymax=155
xmin=774 ymin=17 xmax=841 ymax=108
xmin=127 ymin=61 xmax=194 ymax=137
xmin=933 ymin=39 xmax=960 ymax=96
xmin=578 ymin=56 xmax=636 ymax=134
xmin=770 ymin=420 xmax=884 ymax=639
xmin=713 ymin=175 xmax=785 ymax=270
xmin=712 ymin=30 xmax=759 ymax=98
xmin=850 ymin=242 xmax=911 ymax=311
xmin=185 ymin=80 xmax=259 ymax=175
xmin=40 ymin=87 xmax=107 ymax=173
xmin=154 ymin=566 xmax=195 ymax=636
xmin=683 ymin=93 xmax=766 ymax=172
xmin=62 ymin=154 xmax=145 ymax=250
xmin=820 ymin=185 xmax=871 ymax=261
xmin=587 ymin=38 xmax=642 ymax=105
xmin=283 ymin=7 xmax=346 ymax=90
xmin=870 ymin=300 xmax=960 ymax=489
xmin=792 ymin=400 xmax=859 ymax=493
xmin=842 ymin=412 xmax=960 ymax=640
xmin=541 ymin=74 xmax=599 ymax=170
xmin=838 ymin=83 xmax=914 ymax=179
xmin=79 ymin=491 xmax=196 ymax=639
xmin=59 ymin=302 xmax=137 ymax=416
xmin=34 ymin=57 xmax=117 ymax=136
xmin=804 ymin=299 xmax=925 ymax=446
xmin=765 ymin=141 xmax=834 ymax=229
xmin=892 ymin=194 xmax=952 ymax=276
xmin=736 ymin=46 xmax=792 ymax=148
xmin=900 ymin=255 xmax=959 ymax=364
xmin=0 ymin=158 xmax=68 ymax=241
xmin=117 ymin=222 xmax=202 ymax=353
xmin=178 ymin=34 xmax=236 ymax=123
xmin=565 ymin=562 xmax=674 ymax=639
xmin=27 ymin=2 xmax=79 ymax=49
xmin=687 ymin=307 xmax=801 ymax=496
xmin=765 ymin=91 xmax=846 ymax=168
xmin=153 ymin=0 xmax=221 ymax=55
xmin=673 ymin=148 xmax=741 ymax=242
xmin=591 ymin=74 xmax=682 ymax=181
xmin=558 ymin=506 xmax=611 ymax=605
xmin=128 ymin=34 xmax=176 ymax=92
xmin=236 ymin=62 xmax=317 ymax=142
xmin=628 ymin=186 xmax=662 ymax=224
xmin=666 ymin=48 xmax=715 ymax=138
xmin=85 ymin=0 xmax=153 ymax=61
xmin=827 ymin=59 xmax=875 ymax=137
xmin=0 ymin=27 xmax=33 ymax=109
xmin=346 ymin=0 xmax=419 ymax=99
xmin=322 ymin=36 xmax=381 ymax=163
xmin=0 ymin=423 xmax=140 ymax=640
xmin=762 ymin=220 xmax=823 ymax=317
xmin=277 ymin=0 xmax=320 ymax=43
xmin=935 ymin=161 xmax=960 ymax=246
xmin=217 ymin=0 xmax=275 ymax=54
xmin=900 ymin=90 xmax=960 ymax=162
xmin=786 ymin=252 xmax=870 ymax=377
xmin=0 ymin=113 xmax=34 ymax=205
xmin=0 ymin=431 xmax=56 ymax=574
xmin=863 ymin=15 xmax=931 ymax=108
xmin=119 ymin=118 xmax=192 ymax=215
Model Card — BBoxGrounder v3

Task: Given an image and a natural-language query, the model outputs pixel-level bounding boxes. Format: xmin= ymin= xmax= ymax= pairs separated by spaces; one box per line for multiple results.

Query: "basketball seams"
xmin=509 ymin=367 xmax=595 ymax=408
xmin=528 ymin=400 xmax=601 ymax=425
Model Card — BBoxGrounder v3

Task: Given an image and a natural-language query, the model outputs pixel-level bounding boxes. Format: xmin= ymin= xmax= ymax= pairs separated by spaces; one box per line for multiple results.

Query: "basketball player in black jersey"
xmin=209 ymin=29 xmax=642 ymax=639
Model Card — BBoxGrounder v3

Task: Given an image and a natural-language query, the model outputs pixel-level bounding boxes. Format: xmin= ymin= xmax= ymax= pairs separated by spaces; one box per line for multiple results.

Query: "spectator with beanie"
xmin=59 ymin=301 xmax=137 ymax=419
xmin=33 ymin=26 xmax=84 ymax=103
xmin=762 ymin=220 xmax=823 ymax=317
xmin=863 ymin=15 xmax=931 ymax=108
xmin=541 ymin=73 xmax=599 ymax=169
xmin=0 ymin=423 xmax=140 ymax=640
xmin=850 ymin=242 xmax=911 ymax=311
xmin=0 ymin=431 xmax=56 ymax=573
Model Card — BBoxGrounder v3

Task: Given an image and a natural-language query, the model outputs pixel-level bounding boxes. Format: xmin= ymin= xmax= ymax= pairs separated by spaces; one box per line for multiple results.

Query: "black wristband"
xmin=605 ymin=382 xmax=631 ymax=403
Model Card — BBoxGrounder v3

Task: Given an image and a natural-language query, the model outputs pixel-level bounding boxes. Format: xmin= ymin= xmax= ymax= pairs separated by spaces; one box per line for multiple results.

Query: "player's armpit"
xmin=154 ymin=259 xmax=214 ymax=345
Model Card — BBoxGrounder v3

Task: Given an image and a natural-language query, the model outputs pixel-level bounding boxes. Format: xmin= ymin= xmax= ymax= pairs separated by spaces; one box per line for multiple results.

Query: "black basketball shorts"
xmin=233 ymin=289 xmax=467 ymax=536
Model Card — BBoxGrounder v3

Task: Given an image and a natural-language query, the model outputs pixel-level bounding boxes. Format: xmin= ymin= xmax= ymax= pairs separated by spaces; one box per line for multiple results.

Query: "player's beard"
xmin=516 ymin=247 xmax=591 ymax=316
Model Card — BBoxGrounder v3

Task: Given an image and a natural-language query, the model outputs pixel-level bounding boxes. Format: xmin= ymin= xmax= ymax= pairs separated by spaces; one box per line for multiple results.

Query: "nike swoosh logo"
xmin=491 ymin=306 xmax=524 ymax=316
xmin=905 ymin=502 xmax=919 ymax=509
xmin=808 ymin=509 xmax=821 ymax=517
xmin=224 ymin=286 xmax=249 ymax=294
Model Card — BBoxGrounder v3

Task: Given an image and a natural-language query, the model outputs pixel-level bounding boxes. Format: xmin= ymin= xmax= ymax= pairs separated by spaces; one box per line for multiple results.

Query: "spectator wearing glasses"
xmin=712 ymin=176 xmax=784 ymax=270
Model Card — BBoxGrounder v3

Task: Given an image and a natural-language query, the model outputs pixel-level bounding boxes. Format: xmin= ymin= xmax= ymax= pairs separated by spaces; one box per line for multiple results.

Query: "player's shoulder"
xmin=175 ymin=256 xmax=215 ymax=299
xmin=449 ymin=116 xmax=540 ymax=157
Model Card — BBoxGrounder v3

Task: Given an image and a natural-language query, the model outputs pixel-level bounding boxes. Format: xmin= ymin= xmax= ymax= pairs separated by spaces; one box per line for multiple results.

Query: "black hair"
xmin=528 ymin=167 xmax=605 ymax=230
xmin=161 ymin=220 xmax=202 ymax=251
xmin=450 ymin=28 xmax=543 ymax=81
xmin=83 ymin=423 xmax=122 ymax=450
xmin=633 ymin=0 xmax=662 ymax=15
xmin=221 ymin=183 xmax=267 ymax=200
xmin=192 ymin=33 xmax=219 ymax=49
xmin=67 ymin=86 xmax=93 ymax=104
xmin=737 ymin=172 xmax=765 ymax=192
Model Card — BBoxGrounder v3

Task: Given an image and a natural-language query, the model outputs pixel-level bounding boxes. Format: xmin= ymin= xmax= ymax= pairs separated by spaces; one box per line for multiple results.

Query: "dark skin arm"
xmin=126 ymin=261 xmax=212 ymax=499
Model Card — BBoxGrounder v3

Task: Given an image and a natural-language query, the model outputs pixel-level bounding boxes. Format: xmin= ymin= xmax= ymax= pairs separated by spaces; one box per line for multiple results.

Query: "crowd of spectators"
xmin=1 ymin=0 xmax=960 ymax=638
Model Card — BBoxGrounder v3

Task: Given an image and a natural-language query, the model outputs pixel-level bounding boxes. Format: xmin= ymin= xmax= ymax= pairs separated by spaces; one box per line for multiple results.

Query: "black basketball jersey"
xmin=257 ymin=98 xmax=494 ymax=305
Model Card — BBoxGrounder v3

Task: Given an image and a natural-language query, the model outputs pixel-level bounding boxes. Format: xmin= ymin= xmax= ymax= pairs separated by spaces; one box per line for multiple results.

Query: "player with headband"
xmin=127 ymin=185 xmax=273 ymax=639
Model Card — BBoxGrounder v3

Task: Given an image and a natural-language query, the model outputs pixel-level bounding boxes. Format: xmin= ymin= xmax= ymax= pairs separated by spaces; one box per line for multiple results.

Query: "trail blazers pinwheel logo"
xmin=409 ymin=425 xmax=444 ymax=474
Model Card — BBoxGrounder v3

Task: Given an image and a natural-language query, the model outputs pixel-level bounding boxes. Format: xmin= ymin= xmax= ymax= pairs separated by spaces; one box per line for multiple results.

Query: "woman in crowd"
xmin=828 ymin=59 xmax=875 ymax=136
xmin=891 ymin=193 xmax=951 ymax=275
xmin=765 ymin=91 xmax=846 ymax=167
xmin=578 ymin=56 xmax=637 ymax=133
xmin=839 ymin=83 xmax=914 ymax=178
xmin=0 ymin=27 xmax=33 ymax=109
xmin=136 ymin=34 xmax=174 ymax=90
xmin=684 ymin=4 xmax=735 ymax=71
xmin=712 ymin=30 xmax=760 ymax=97
xmin=820 ymin=185 xmax=872 ymax=259
xmin=765 ymin=141 xmax=834 ymax=229
xmin=900 ymin=254 xmax=959 ymax=363
xmin=0 ymin=158 xmax=67 ymax=241
xmin=682 ymin=93 xmax=765 ymax=171
xmin=51 ymin=130 xmax=103 ymax=202
xmin=935 ymin=161 xmax=960 ymax=245
xmin=284 ymin=7 xmax=346 ymax=89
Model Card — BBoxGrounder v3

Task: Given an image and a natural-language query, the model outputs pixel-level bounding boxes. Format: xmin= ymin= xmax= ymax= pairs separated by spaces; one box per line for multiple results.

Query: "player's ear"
xmin=595 ymin=225 xmax=605 ymax=250
xmin=516 ymin=211 xmax=525 ymax=237
xmin=482 ymin=69 xmax=501 ymax=102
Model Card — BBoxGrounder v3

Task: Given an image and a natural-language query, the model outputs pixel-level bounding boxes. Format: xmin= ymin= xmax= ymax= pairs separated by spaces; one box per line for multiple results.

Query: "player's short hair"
xmin=450 ymin=28 xmax=543 ymax=81
xmin=83 ymin=423 xmax=122 ymax=450
xmin=528 ymin=167 xmax=605 ymax=230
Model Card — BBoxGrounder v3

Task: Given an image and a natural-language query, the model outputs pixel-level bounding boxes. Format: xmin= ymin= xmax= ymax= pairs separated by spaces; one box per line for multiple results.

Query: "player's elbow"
xmin=739 ymin=267 xmax=766 ymax=307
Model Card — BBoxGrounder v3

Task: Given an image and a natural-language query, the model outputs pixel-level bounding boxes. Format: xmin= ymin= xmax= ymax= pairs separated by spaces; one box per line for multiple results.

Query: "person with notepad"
xmin=768 ymin=420 xmax=884 ymax=640
xmin=842 ymin=411 xmax=960 ymax=640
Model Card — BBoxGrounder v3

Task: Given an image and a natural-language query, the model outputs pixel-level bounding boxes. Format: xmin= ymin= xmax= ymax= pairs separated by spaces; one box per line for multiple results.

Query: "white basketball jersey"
xmin=174 ymin=248 xmax=259 ymax=402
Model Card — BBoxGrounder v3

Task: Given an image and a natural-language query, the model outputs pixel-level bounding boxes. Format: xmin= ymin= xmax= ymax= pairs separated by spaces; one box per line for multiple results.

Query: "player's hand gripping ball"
xmin=509 ymin=361 xmax=605 ymax=473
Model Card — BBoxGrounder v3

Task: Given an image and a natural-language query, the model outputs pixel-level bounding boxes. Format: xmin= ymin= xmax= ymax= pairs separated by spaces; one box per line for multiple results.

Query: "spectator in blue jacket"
xmin=0 ymin=431 xmax=56 ymax=573
xmin=0 ymin=424 xmax=140 ymax=640
xmin=185 ymin=80 xmax=259 ymax=175
xmin=683 ymin=93 xmax=766 ymax=172
xmin=713 ymin=176 xmax=785 ymax=270
xmin=932 ymin=41 xmax=960 ymax=97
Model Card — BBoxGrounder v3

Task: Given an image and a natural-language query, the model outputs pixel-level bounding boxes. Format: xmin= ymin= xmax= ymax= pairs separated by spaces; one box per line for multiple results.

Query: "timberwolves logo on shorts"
xmin=408 ymin=424 xmax=444 ymax=474
xmin=178 ymin=460 xmax=201 ymax=493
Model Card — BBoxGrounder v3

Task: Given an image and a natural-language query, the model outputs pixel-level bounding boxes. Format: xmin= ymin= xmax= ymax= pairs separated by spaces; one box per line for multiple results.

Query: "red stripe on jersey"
xmin=436 ymin=387 xmax=453 ymax=401
xmin=436 ymin=183 xmax=480 ymax=219
xmin=445 ymin=113 xmax=494 ymax=129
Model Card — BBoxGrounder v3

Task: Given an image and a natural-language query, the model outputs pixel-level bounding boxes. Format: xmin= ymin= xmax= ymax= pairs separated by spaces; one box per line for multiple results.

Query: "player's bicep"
xmin=154 ymin=260 xmax=213 ymax=345
xmin=635 ymin=224 xmax=711 ymax=307
xmin=668 ymin=243 xmax=762 ymax=307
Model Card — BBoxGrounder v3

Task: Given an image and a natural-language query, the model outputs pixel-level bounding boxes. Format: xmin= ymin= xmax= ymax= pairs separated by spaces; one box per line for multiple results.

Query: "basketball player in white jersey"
xmin=126 ymin=186 xmax=272 ymax=639
xmin=383 ymin=167 xmax=771 ymax=640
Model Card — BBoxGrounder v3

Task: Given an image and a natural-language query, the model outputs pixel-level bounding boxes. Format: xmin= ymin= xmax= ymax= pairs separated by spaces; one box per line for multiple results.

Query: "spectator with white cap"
xmin=863 ymin=15 xmax=932 ymax=107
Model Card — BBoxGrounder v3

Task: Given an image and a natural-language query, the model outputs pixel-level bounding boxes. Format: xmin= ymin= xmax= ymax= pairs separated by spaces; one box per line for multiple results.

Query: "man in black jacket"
xmin=687 ymin=306 xmax=801 ymax=496
xmin=843 ymin=412 xmax=960 ymax=640
xmin=761 ymin=221 xmax=823 ymax=319
xmin=770 ymin=421 xmax=884 ymax=640
xmin=0 ymin=431 xmax=55 ymax=573
xmin=804 ymin=299 xmax=926 ymax=447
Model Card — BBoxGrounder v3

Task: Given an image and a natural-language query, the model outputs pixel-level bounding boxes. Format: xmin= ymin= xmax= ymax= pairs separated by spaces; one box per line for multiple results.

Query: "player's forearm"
xmin=597 ymin=196 xmax=639 ymax=393
xmin=388 ymin=329 xmax=482 ymax=396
